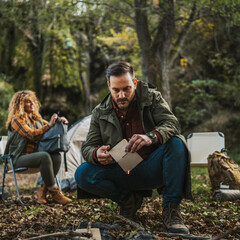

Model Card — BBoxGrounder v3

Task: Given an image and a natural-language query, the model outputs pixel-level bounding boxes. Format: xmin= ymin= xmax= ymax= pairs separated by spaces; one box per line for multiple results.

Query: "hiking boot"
xmin=118 ymin=192 xmax=143 ymax=219
xmin=36 ymin=185 xmax=48 ymax=204
xmin=162 ymin=202 xmax=189 ymax=234
xmin=49 ymin=186 xmax=72 ymax=205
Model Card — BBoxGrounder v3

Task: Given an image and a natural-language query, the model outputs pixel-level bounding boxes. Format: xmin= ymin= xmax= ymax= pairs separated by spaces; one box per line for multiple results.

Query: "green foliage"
xmin=14 ymin=38 xmax=35 ymax=90
xmin=0 ymin=78 xmax=14 ymax=135
xmin=0 ymin=0 xmax=240 ymax=151
xmin=173 ymin=79 xmax=219 ymax=131
xmin=43 ymin=28 xmax=83 ymax=90
xmin=96 ymin=87 xmax=109 ymax=104
xmin=228 ymin=150 xmax=240 ymax=165
xmin=222 ymin=116 xmax=240 ymax=150
xmin=97 ymin=27 xmax=142 ymax=78
xmin=217 ymin=81 xmax=240 ymax=109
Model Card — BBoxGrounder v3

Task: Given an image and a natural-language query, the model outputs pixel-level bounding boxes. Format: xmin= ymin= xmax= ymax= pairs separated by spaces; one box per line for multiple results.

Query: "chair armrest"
xmin=0 ymin=154 xmax=13 ymax=160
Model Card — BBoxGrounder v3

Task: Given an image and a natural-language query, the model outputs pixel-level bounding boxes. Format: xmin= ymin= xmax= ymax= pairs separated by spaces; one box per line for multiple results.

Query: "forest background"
xmin=0 ymin=0 xmax=240 ymax=162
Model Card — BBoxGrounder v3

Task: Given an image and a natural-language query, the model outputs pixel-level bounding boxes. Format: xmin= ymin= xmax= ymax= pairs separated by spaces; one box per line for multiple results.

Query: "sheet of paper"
xmin=109 ymin=139 xmax=143 ymax=172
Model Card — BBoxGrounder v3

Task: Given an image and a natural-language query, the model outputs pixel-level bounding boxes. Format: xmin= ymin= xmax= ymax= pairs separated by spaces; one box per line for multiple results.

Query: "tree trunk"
xmin=135 ymin=0 xmax=157 ymax=84
xmin=134 ymin=0 xmax=174 ymax=108
xmin=158 ymin=50 xmax=171 ymax=107
xmin=28 ymin=0 xmax=45 ymax=100
xmin=30 ymin=43 xmax=44 ymax=99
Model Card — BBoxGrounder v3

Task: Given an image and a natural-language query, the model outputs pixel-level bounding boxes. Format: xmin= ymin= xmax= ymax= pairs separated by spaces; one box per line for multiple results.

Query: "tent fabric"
xmin=57 ymin=115 xmax=91 ymax=191
xmin=0 ymin=136 xmax=7 ymax=155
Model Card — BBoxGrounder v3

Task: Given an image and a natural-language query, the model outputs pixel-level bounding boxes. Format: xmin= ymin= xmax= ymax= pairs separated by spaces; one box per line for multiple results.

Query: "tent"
xmin=56 ymin=115 xmax=91 ymax=191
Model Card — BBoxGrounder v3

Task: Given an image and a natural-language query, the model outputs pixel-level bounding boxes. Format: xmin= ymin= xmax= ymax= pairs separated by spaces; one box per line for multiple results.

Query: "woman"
xmin=5 ymin=90 xmax=72 ymax=205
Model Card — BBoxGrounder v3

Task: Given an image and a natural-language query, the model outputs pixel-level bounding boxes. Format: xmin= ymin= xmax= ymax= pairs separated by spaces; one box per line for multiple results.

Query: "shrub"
xmin=0 ymin=78 xmax=14 ymax=135
xmin=173 ymin=79 xmax=219 ymax=131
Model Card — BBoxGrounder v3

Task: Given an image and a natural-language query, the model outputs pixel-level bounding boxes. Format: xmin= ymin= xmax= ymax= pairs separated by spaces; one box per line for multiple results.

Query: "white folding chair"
xmin=187 ymin=132 xmax=225 ymax=167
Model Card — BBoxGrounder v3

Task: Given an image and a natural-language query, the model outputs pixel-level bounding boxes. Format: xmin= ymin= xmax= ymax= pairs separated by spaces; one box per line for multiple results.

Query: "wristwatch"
xmin=146 ymin=132 xmax=157 ymax=144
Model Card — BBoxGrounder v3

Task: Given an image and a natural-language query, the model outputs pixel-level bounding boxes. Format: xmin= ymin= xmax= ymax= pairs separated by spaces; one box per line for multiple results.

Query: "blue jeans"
xmin=75 ymin=137 xmax=187 ymax=207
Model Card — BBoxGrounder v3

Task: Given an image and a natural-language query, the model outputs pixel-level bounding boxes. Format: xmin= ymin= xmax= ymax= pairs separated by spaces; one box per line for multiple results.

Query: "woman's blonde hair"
xmin=6 ymin=90 xmax=43 ymax=129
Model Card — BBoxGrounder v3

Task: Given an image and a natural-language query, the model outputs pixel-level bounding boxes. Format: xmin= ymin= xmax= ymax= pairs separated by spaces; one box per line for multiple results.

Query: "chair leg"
xmin=1 ymin=160 xmax=7 ymax=200
xmin=9 ymin=158 xmax=31 ymax=206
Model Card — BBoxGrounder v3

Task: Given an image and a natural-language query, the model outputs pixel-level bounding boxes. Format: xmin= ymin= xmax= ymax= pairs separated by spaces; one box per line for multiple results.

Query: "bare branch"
xmin=25 ymin=230 xmax=92 ymax=240
xmin=101 ymin=205 xmax=145 ymax=231
xmin=212 ymin=226 xmax=239 ymax=240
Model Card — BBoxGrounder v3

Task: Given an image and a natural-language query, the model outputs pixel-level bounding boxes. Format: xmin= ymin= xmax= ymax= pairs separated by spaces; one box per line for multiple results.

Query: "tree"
xmin=134 ymin=0 xmax=175 ymax=106
xmin=93 ymin=0 xmax=240 ymax=109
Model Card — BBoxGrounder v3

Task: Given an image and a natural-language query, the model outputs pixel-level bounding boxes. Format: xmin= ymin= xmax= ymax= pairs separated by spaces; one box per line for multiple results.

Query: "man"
xmin=75 ymin=61 xmax=192 ymax=234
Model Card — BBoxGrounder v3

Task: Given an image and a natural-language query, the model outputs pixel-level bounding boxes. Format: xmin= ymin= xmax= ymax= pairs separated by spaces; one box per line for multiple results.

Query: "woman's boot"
xmin=49 ymin=186 xmax=72 ymax=204
xmin=36 ymin=185 xmax=48 ymax=204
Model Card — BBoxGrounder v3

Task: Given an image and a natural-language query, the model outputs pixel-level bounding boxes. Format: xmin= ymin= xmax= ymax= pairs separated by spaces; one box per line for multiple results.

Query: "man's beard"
xmin=116 ymin=98 xmax=130 ymax=110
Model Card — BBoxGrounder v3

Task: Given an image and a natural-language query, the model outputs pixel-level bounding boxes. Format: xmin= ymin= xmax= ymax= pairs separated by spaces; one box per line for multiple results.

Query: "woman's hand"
xmin=48 ymin=113 xmax=58 ymax=127
xmin=57 ymin=116 xmax=69 ymax=124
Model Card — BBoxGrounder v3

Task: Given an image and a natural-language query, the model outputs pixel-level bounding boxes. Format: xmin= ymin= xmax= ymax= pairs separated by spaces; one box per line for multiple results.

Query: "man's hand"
xmin=96 ymin=145 xmax=112 ymax=165
xmin=125 ymin=134 xmax=153 ymax=153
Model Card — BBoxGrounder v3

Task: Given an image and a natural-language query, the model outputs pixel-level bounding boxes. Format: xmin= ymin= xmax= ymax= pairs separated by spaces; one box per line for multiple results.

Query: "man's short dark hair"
xmin=106 ymin=61 xmax=135 ymax=82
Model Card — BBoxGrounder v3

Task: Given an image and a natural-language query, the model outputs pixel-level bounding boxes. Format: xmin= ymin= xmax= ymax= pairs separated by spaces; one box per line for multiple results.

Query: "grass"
xmin=25 ymin=205 xmax=42 ymax=215
xmin=191 ymin=167 xmax=211 ymax=196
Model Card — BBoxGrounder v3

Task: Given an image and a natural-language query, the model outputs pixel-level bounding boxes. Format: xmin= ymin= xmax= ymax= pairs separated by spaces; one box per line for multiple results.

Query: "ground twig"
xmin=212 ymin=226 xmax=239 ymax=240
xmin=101 ymin=205 xmax=145 ymax=231
xmin=25 ymin=230 xmax=93 ymax=240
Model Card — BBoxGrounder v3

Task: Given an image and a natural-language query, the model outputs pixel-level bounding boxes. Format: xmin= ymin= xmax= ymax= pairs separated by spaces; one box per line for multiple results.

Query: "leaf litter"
xmin=0 ymin=188 xmax=239 ymax=240
xmin=0 ymin=169 xmax=239 ymax=239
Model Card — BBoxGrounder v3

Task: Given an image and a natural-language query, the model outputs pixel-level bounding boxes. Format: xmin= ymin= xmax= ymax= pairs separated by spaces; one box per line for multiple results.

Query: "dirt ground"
xmin=0 ymin=166 xmax=240 ymax=240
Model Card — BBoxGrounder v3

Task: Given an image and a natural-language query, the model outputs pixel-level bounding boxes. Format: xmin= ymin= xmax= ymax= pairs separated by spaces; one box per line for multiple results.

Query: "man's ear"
xmin=107 ymin=81 xmax=110 ymax=87
xmin=133 ymin=78 xmax=138 ymax=89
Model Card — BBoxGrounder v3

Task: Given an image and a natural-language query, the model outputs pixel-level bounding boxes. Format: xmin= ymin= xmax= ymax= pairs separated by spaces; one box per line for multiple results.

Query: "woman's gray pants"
xmin=15 ymin=152 xmax=61 ymax=187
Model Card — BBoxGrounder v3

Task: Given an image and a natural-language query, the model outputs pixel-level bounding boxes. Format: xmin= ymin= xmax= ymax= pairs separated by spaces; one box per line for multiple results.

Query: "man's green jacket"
xmin=82 ymin=81 xmax=192 ymax=200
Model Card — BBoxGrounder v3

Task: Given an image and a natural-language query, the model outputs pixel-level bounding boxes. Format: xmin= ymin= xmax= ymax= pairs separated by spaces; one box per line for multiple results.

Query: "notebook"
xmin=109 ymin=139 xmax=143 ymax=172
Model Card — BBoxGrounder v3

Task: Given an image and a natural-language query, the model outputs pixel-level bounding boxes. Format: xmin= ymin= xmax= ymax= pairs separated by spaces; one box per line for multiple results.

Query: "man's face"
xmin=108 ymin=72 xmax=137 ymax=110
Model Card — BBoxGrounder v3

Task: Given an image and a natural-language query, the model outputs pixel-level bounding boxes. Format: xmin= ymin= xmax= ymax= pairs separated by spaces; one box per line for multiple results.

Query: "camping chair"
xmin=0 ymin=153 xmax=40 ymax=205
xmin=0 ymin=135 xmax=60 ymax=205
xmin=0 ymin=153 xmax=61 ymax=206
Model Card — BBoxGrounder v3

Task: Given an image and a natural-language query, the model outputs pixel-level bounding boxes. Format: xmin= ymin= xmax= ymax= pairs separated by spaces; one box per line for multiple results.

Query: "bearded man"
xmin=75 ymin=61 xmax=192 ymax=234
